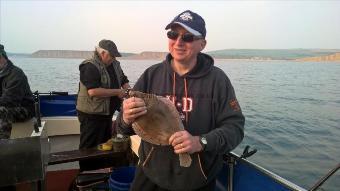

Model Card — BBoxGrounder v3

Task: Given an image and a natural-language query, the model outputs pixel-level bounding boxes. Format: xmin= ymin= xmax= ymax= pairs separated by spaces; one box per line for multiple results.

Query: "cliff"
xmin=207 ymin=49 xmax=340 ymax=60
xmin=31 ymin=50 xmax=93 ymax=59
xmin=31 ymin=50 xmax=135 ymax=59
xmin=122 ymin=51 xmax=168 ymax=60
xmin=30 ymin=49 xmax=340 ymax=61
xmin=295 ymin=53 xmax=340 ymax=62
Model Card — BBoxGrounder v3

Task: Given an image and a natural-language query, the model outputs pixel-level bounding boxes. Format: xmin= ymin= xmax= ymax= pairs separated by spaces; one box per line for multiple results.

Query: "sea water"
xmin=13 ymin=57 xmax=340 ymax=190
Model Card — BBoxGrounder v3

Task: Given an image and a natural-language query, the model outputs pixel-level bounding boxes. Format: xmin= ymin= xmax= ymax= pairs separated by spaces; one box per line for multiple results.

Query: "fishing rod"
xmin=33 ymin=91 xmax=69 ymax=96
xmin=309 ymin=163 xmax=340 ymax=191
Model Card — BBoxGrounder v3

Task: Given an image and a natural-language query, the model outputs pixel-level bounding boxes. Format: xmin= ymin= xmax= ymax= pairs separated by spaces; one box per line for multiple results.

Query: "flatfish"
xmin=128 ymin=90 xmax=192 ymax=167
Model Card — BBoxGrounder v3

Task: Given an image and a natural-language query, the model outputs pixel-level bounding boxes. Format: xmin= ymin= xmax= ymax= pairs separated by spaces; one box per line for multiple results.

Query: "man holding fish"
xmin=117 ymin=10 xmax=245 ymax=191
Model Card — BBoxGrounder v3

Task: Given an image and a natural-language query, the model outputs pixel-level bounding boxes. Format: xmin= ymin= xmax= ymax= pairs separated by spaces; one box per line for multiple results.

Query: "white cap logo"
xmin=179 ymin=12 xmax=193 ymax=21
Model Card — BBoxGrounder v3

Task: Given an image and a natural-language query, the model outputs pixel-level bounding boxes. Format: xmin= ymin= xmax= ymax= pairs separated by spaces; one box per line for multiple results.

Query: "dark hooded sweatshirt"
xmin=117 ymin=53 xmax=244 ymax=190
xmin=0 ymin=60 xmax=34 ymax=112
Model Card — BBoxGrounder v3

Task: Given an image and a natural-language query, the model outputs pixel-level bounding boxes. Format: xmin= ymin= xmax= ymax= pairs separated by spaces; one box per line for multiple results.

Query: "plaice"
xmin=129 ymin=90 xmax=192 ymax=167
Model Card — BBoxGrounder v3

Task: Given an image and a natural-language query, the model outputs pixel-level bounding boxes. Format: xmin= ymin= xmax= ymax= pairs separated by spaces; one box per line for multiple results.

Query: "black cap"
xmin=98 ymin=39 xmax=122 ymax=57
xmin=165 ymin=10 xmax=206 ymax=38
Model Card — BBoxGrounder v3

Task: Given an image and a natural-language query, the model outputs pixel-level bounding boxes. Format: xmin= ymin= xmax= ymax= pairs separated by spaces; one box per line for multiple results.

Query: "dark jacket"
xmin=0 ymin=60 xmax=34 ymax=112
xmin=117 ymin=53 xmax=245 ymax=190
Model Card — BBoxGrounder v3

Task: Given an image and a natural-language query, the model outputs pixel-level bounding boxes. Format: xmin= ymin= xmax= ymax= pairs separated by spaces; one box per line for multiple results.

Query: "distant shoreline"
xmin=9 ymin=49 xmax=340 ymax=62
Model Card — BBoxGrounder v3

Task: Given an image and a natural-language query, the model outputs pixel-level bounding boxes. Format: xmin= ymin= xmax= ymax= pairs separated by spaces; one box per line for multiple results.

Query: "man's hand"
xmin=117 ymin=89 xmax=126 ymax=99
xmin=169 ymin=131 xmax=203 ymax=154
xmin=122 ymin=97 xmax=147 ymax=124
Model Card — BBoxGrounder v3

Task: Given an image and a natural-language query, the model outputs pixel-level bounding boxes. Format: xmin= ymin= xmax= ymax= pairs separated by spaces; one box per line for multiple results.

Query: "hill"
xmin=120 ymin=51 xmax=168 ymax=60
xmin=31 ymin=50 xmax=135 ymax=59
xmin=27 ymin=49 xmax=340 ymax=61
xmin=206 ymin=49 xmax=340 ymax=60
xmin=295 ymin=52 xmax=340 ymax=61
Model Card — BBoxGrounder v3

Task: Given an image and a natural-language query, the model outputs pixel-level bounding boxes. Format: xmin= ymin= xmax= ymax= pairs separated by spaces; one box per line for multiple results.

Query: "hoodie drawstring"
xmin=172 ymin=72 xmax=189 ymax=127
xmin=172 ymin=72 xmax=176 ymax=103
xmin=184 ymin=77 xmax=188 ymax=126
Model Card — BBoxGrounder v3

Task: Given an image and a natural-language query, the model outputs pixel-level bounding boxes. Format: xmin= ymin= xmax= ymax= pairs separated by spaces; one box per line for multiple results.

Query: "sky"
xmin=1 ymin=0 xmax=340 ymax=54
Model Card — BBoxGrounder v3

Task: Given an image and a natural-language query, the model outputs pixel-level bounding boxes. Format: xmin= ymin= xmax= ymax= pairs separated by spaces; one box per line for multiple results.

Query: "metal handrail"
xmin=309 ymin=163 xmax=340 ymax=191
xmin=225 ymin=152 xmax=308 ymax=191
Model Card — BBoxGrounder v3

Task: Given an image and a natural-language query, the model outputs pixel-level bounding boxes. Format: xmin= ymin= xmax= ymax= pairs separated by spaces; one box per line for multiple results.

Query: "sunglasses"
xmin=167 ymin=31 xmax=203 ymax=43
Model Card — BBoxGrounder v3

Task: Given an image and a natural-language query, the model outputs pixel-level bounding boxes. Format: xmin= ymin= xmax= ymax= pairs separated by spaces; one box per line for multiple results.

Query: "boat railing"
xmin=33 ymin=91 xmax=77 ymax=118
xmin=309 ymin=163 xmax=340 ymax=191
xmin=224 ymin=145 xmax=258 ymax=191
xmin=224 ymin=147 xmax=308 ymax=191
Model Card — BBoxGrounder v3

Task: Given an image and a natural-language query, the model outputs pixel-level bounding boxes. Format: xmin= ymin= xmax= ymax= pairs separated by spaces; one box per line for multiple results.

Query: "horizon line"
xmin=7 ymin=48 xmax=340 ymax=55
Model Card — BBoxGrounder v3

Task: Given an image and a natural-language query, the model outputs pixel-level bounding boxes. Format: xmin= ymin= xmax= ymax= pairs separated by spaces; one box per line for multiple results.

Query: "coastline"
xmin=17 ymin=56 xmax=340 ymax=63
xmin=10 ymin=50 xmax=340 ymax=62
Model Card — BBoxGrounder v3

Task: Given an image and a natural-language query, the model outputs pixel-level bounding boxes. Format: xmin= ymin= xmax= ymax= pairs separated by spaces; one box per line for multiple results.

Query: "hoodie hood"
xmin=0 ymin=60 xmax=13 ymax=78
xmin=165 ymin=52 xmax=214 ymax=79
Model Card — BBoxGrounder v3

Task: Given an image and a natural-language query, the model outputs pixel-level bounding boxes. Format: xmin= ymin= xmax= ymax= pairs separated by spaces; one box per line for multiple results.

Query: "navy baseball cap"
xmin=99 ymin=39 xmax=122 ymax=57
xmin=165 ymin=10 xmax=206 ymax=38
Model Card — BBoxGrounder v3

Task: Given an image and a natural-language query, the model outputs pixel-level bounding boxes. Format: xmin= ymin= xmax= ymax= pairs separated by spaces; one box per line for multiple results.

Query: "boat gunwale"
xmin=228 ymin=152 xmax=308 ymax=191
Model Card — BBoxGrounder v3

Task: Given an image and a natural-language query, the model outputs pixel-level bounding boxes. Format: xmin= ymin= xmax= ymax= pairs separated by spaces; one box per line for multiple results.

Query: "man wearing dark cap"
xmin=76 ymin=39 xmax=130 ymax=171
xmin=0 ymin=44 xmax=34 ymax=139
xmin=117 ymin=10 xmax=245 ymax=190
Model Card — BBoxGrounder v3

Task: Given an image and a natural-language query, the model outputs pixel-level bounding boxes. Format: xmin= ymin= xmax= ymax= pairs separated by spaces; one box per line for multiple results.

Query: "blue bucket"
xmin=109 ymin=166 xmax=136 ymax=191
